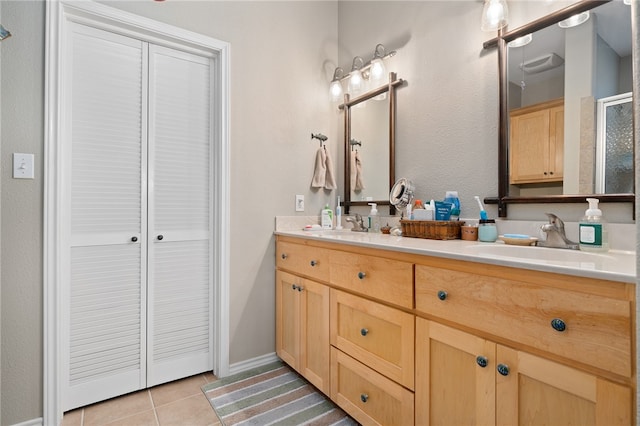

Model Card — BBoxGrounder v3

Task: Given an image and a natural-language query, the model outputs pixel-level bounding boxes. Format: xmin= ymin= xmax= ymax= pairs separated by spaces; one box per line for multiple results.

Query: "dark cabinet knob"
xmin=497 ymin=364 xmax=510 ymax=376
xmin=310 ymin=260 xmax=317 ymax=267
xmin=476 ymin=356 xmax=488 ymax=368
xmin=157 ymin=235 xmax=164 ymax=241
xmin=360 ymin=394 xmax=369 ymax=403
xmin=131 ymin=236 xmax=138 ymax=242
xmin=281 ymin=253 xmax=288 ymax=260
xmin=358 ymin=271 xmax=366 ymax=280
xmin=437 ymin=290 xmax=447 ymax=301
xmin=360 ymin=328 xmax=369 ymax=336
xmin=551 ymin=318 xmax=566 ymax=332
xmin=292 ymin=284 xmax=297 ymax=290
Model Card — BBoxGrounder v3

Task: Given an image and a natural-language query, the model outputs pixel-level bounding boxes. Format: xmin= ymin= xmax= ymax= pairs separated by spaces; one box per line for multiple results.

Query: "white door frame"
xmin=44 ymin=1 xmax=230 ymax=424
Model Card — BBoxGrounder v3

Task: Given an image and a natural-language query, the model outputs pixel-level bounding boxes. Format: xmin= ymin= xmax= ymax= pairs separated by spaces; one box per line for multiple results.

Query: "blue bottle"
xmin=444 ymin=191 xmax=461 ymax=221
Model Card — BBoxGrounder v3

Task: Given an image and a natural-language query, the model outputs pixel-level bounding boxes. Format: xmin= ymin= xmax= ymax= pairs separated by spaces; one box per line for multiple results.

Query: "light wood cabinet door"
xmin=275 ymin=270 xmax=330 ymax=394
xmin=416 ymin=319 xmax=496 ymax=426
xmin=510 ymin=99 xmax=564 ymax=184
xmin=496 ymin=345 xmax=632 ymax=426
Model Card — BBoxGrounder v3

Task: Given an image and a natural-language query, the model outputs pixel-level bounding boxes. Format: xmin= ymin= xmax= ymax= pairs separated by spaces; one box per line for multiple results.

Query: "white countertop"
xmin=275 ymin=230 xmax=636 ymax=283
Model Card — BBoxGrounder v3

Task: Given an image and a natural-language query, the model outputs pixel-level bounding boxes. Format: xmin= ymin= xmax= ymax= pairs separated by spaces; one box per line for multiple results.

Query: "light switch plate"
xmin=13 ymin=153 xmax=34 ymax=179
xmin=295 ymin=195 xmax=304 ymax=212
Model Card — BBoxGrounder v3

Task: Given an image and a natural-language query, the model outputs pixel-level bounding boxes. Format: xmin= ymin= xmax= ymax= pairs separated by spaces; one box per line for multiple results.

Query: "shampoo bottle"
xmin=579 ymin=198 xmax=608 ymax=252
xmin=368 ymin=203 xmax=380 ymax=233
xmin=335 ymin=196 xmax=343 ymax=230
xmin=321 ymin=204 xmax=333 ymax=229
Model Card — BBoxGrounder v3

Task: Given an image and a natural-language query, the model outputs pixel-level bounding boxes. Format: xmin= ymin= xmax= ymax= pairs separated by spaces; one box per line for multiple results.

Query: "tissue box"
xmin=413 ymin=209 xmax=434 ymax=220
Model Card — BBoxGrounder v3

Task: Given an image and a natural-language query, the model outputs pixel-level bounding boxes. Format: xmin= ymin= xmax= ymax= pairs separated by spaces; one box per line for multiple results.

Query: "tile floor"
xmin=62 ymin=372 xmax=222 ymax=426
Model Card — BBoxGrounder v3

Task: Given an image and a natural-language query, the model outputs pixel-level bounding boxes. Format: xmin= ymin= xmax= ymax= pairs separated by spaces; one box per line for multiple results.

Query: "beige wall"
xmin=0 ymin=1 xmax=637 ymax=424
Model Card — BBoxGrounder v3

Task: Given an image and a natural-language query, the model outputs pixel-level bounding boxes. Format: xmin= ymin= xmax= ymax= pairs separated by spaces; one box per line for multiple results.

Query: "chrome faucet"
xmin=537 ymin=213 xmax=579 ymax=250
xmin=345 ymin=214 xmax=368 ymax=232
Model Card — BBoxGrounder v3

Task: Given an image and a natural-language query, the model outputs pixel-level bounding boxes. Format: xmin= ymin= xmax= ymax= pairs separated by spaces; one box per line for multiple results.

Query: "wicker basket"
xmin=400 ymin=220 xmax=465 ymax=240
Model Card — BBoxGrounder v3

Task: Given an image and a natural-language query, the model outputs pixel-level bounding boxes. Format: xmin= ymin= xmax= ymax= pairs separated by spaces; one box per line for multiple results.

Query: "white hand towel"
xmin=323 ymin=147 xmax=337 ymax=190
xmin=354 ymin=150 xmax=365 ymax=191
xmin=311 ymin=147 xmax=326 ymax=188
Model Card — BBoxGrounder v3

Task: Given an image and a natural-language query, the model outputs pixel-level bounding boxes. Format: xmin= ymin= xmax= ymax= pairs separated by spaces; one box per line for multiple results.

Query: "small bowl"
xmin=499 ymin=235 xmax=538 ymax=246
xmin=381 ymin=225 xmax=391 ymax=234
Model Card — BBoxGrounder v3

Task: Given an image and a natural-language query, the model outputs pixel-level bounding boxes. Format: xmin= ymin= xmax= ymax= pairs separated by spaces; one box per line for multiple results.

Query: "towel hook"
xmin=350 ymin=138 xmax=362 ymax=151
xmin=311 ymin=132 xmax=328 ymax=147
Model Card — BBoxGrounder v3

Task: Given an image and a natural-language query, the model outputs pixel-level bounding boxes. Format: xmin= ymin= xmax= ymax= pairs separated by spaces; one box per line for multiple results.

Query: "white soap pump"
xmin=368 ymin=203 xmax=380 ymax=233
xmin=579 ymin=198 xmax=608 ymax=252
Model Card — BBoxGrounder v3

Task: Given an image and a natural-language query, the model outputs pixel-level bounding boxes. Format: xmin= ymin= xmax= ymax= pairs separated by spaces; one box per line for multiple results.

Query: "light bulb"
xmin=481 ymin=0 xmax=509 ymax=32
xmin=348 ymin=71 xmax=363 ymax=96
xmin=558 ymin=11 xmax=589 ymax=28
xmin=330 ymin=80 xmax=343 ymax=102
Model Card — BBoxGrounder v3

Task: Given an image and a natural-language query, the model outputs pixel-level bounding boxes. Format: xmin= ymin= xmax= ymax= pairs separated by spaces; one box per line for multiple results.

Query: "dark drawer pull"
xmin=281 ymin=253 xmax=288 ymax=260
xmin=131 ymin=236 xmax=138 ymax=242
xmin=551 ymin=318 xmax=566 ymax=332
xmin=157 ymin=235 xmax=164 ymax=241
xmin=358 ymin=271 xmax=366 ymax=280
xmin=360 ymin=394 xmax=369 ymax=403
xmin=360 ymin=328 xmax=369 ymax=336
xmin=437 ymin=290 xmax=447 ymax=301
xmin=310 ymin=260 xmax=317 ymax=267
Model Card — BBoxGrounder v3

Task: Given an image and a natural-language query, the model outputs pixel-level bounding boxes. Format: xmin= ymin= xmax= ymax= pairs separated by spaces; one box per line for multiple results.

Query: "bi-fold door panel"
xmin=147 ymin=45 xmax=213 ymax=386
xmin=65 ymin=23 xmax=147 ymax=411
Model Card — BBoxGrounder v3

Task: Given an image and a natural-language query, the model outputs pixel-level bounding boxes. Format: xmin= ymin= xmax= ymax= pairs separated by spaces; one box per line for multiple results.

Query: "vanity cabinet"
xmin=415 ymin=260 xmax=633 ymax=425
xmin=275 ymin=235 xmax=635 ymax=425
xmin=510 ymin=98 xmax=564 ymax=184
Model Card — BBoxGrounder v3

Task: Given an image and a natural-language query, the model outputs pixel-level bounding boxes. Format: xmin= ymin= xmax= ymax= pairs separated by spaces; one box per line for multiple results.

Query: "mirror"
xmin=484 ymin=0 xmax=635 ymax=216
xmin=340 ymin=72 xmax=405 ymax=214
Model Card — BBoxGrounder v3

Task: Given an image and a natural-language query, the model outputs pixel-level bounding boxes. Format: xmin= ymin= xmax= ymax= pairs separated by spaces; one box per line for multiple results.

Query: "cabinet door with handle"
xmin=416 ymin=318 xmax=496 ymax=426
xmin=496 ymin=345 xmax=632 ymax=426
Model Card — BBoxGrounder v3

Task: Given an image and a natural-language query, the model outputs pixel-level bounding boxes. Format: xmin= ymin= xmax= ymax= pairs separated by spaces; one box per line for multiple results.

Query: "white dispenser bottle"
xmin=368 ymin=203 xmax=380 ymax=233
xmin=321 ymin=204 xmax=333 ymax=229
xmin=579 ymin=198 xmax=608 ymax=252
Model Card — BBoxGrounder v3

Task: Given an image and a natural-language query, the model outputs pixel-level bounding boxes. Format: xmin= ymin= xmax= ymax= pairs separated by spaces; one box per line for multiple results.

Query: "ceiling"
xmin=507 ymin=0 xmax=632 ymax=86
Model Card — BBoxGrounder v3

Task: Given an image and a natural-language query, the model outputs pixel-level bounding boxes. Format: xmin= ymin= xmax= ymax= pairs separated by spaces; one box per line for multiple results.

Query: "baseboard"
xmin=11 ymin=417 xmax=43 ymax=426
xmin=227 ymin=352 xmax=279 ymax=376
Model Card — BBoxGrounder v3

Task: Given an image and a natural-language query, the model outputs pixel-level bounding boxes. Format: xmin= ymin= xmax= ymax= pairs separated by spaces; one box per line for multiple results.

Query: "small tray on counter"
xmin=400 ymin=220 xmax=465 ymax=240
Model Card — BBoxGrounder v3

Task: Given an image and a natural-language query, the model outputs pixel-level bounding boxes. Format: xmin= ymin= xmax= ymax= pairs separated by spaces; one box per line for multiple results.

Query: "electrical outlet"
xmin=295 ymin=195 xmax=305 ymax=212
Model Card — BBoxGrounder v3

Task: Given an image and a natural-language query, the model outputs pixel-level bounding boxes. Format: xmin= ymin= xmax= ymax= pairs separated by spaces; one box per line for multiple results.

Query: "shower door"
xmin=595 ymin=93 xmax=633 ymax=194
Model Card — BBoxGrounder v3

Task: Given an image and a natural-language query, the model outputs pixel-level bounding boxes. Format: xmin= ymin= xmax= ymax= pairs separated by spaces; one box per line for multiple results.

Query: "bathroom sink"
xmin=463 ymin=243 xmax=617 ymax=263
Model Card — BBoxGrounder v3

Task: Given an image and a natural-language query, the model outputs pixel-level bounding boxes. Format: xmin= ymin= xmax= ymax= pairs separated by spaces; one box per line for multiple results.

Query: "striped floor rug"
xmin=202 ymin=361 xmax=357 ymax=426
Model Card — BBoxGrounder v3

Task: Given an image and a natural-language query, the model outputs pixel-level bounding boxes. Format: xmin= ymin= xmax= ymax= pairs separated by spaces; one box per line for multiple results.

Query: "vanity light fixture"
xmin=624 ymin=0 xmax=631 ymax=5
xmin=508 ymin=33 xmax=532 ymax=48
xmin=481 ymin=0 xmax=509 ymax=32
xmin=329 ymin=43 xmax=397 ymax=102
xmin=558 ymin=11 xmax=590 ymax=28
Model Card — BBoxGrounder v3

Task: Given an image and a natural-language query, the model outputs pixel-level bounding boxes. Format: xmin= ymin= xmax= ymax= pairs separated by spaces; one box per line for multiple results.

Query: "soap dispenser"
xmin=579 ymin=198 xmax=608 ymax=252
xmin=368 ymin=203 xmax=380 ymax=233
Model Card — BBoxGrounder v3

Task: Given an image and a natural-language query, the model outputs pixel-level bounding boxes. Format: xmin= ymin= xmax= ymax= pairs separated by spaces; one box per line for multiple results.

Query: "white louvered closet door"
xmin=146 ymin=45 xmax=213 ymax=386
xmin=65 ymin=24 xmax=147 ymax=410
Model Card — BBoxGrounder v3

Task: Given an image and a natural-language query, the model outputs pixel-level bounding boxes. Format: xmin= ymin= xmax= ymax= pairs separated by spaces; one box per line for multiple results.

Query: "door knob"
xmin=131 ymin=236 xmax=138 ymax=242
xmin=157 ymin=235 xmax=164 ymax=241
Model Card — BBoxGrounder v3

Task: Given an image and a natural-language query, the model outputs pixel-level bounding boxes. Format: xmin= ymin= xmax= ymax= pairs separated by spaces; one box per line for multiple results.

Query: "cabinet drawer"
xmin=331 ymin=289 xmax=414 ymax=389
xmin=276 ymin=241 xmax=329 ymax=282
xmin=331 ymin=348 xmax=414 ymax=426
xmin=415 ymin=265 xmax=632 ymax=377
xmin=329 ymin=251 xmax=413 ymax=308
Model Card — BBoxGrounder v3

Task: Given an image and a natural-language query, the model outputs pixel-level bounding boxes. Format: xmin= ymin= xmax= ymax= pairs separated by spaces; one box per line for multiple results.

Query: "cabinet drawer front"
xmin=331 ymin=289 xmax=415 ymax=389
xmin=330 ymin=348 xmax=414 ymax=426
xmin=276 ymin=241 xmax=329 ymax=282
xmin=415 ymin=265 xmax=632 ymax=377
xmin=329 ymin=251 xmax=413 ymax=308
